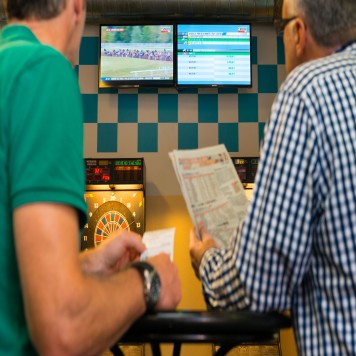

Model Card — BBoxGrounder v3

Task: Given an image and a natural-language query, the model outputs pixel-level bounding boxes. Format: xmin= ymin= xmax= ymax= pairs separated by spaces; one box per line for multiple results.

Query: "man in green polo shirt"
xmin=0 ymin=0 xmax=181 ymax=354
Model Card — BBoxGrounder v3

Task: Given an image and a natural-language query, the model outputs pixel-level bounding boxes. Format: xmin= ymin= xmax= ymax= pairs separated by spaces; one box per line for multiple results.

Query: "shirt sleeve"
xmin=200 ymin=88 xmax=320 ymax=311
xmin=8 ymin=49 xmax=87 ymax=228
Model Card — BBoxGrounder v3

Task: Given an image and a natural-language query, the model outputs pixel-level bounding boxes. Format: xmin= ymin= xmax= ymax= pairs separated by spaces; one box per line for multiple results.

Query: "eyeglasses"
xmin=274 ymin=16 xmax=298 ymax=36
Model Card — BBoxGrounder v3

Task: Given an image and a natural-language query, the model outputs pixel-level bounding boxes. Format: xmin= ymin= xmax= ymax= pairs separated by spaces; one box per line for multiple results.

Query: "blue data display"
xmin=176 ymin=24 xmax=252 ymax=87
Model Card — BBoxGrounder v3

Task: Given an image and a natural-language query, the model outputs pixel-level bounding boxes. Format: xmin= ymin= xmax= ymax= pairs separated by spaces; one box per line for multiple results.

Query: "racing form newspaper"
xmin=169 ymin=144 xmax=249 ymax=248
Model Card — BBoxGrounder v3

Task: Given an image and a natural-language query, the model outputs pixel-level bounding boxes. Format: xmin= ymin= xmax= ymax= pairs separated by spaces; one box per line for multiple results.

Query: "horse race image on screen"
xmin=99 ymin=25 xmax=174 ymax=87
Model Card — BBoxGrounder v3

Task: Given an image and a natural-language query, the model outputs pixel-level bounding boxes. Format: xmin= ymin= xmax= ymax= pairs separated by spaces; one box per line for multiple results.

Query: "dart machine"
xmin=81 ymin=158 xmax=145 ymax=251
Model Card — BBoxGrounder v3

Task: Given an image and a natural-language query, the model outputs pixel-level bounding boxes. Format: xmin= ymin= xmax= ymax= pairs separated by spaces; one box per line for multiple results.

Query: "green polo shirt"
xmin=0 ymin=25 xmax=87 ymax=355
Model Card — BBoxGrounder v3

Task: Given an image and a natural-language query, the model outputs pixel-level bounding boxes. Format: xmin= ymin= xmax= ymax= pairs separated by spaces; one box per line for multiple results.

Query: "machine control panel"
xmin=231 ymin=157 xmax=259 ymax=184
xmin=85 ymin=158 xmax=144 ymax=185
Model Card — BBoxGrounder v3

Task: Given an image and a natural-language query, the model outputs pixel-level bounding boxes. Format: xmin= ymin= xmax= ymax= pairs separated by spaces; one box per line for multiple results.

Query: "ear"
xmin=73 ymin=0 xmax=85 ymax=23
xmin=293 ymin=18 xmax=307 ymax=59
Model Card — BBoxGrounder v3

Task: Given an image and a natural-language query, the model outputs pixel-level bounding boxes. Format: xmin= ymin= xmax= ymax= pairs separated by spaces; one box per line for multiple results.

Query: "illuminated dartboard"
xmin=85 ymin=201 xmax=137 ymax=248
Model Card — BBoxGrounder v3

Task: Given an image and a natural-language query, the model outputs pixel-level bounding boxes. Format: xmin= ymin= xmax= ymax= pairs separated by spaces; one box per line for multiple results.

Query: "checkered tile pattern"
xmin=78 ymin=24 xmax=286 ymax=195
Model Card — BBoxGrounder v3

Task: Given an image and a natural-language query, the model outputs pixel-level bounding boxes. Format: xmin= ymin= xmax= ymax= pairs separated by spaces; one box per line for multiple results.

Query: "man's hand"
xmin=189 ymin=222 xmax=218 ymax=279
xmin=80 ymin=230 xmax=146 ymax=276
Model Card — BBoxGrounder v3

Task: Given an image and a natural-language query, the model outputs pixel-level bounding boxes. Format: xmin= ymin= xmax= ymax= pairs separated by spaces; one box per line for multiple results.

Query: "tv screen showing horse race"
xmin=99 ymin=25 xmax=174 ymax=87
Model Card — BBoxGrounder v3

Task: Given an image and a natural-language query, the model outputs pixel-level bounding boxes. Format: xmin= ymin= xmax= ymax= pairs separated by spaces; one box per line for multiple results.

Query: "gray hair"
xmin=295 ymin=0 xmax=356 ymax=47
xmin=4 ymin=0 xmax=66 ymax=20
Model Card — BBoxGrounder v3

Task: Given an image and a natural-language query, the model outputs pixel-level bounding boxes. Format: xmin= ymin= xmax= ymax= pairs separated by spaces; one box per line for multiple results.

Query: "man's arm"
xmin=14 ymin=202 xmax=181 ymax=356
xmin=189 ymin=222 xmax=247 ymax=310
xmin=189 ymin=222 xmax=218 ymax=279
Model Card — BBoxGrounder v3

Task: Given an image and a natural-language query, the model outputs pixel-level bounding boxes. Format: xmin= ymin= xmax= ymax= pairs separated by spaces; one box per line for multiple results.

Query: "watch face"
xmin=149 ymin=271 xmax=161 ymax=308
xmin=138 ymin=265 xmax=161 ymax=311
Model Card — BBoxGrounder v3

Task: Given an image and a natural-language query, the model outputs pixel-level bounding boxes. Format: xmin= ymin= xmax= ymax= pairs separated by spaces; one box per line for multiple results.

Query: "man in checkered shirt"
xmin=189 ymin=0 xmax=356 ymax=354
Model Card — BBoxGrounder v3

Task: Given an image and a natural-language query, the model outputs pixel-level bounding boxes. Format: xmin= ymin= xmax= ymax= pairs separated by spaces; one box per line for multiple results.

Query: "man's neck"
xmin=8 ymin=12 xmax=70 ymax=56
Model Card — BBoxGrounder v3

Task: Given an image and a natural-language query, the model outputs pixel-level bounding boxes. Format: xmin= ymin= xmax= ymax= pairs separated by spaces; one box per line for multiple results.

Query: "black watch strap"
xmin=131 ymin=261 xmax=161 ymax=312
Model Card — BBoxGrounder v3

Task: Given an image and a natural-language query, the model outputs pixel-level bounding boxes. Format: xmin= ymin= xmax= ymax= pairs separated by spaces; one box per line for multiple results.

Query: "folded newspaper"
xmin=169 ymin=144 xmax=249 ymax=249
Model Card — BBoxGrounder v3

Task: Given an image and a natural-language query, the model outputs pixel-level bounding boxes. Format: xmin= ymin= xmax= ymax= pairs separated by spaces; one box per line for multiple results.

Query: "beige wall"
xmin=81 ymin=24 xmax=287 ymax=197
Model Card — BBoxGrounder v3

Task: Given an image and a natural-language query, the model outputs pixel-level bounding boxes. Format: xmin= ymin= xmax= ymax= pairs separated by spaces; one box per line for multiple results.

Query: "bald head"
xmin=291 ymin=0 xmax=356 ymax=47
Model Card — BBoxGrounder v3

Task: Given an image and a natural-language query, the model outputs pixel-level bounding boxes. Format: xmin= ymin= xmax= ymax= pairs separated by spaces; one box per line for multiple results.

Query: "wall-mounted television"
xmin=176 ymin=24 xmax=252 ymax=87
xmin=99 ymin=25 xmax=175 ymax=88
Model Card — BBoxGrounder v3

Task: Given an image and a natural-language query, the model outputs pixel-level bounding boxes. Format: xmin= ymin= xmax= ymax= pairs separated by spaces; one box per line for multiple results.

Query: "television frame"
xmin=175 ymin=23 xmax=252 ymax=88
xmin=99 ymin=24 xmax=176 ymax=88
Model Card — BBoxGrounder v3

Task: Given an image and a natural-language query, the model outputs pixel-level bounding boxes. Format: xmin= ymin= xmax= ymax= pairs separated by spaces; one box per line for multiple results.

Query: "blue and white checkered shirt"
xmin=200 ymin=41 xmax=356 ymax=355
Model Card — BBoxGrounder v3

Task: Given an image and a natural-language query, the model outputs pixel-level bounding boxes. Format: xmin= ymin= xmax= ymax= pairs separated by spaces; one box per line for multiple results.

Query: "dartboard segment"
xmin=94 ymin=210 xmax=130 ymax=246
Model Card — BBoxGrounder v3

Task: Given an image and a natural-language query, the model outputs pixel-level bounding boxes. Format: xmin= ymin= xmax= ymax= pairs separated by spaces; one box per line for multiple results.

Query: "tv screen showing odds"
xmin=176 ymin=24 xmax=252 ymax=87
xmin=99 ymin=25 xmax=174 ymax=88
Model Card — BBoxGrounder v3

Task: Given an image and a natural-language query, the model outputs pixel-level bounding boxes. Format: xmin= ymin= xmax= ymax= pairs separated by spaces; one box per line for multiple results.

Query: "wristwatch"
xmin=131 ymin=261 xmax=161 ymax=312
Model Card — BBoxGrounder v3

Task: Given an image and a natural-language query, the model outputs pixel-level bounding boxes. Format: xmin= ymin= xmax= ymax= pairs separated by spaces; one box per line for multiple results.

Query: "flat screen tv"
xmin=99 ymin=25 xmax=175 ymax=88
xmin=176 ymin=24 xmax=252 ymax=87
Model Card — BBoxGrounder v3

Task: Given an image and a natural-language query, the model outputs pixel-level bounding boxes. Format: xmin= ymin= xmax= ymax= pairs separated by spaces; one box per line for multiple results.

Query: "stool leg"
xmin=173 ymin=342 xmax=181 ymax=356
xmin=151 ymin=342 xmax=161 ymax=356
xmin=110 ymin=344 xmax=124 ymax=356
xmin=214 ymin=344 xmax=235 ymax=356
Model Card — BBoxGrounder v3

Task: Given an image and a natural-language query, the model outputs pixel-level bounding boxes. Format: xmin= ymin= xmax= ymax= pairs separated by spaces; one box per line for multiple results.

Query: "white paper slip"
xmin=140 ymin=227 xmax=175 ymax=261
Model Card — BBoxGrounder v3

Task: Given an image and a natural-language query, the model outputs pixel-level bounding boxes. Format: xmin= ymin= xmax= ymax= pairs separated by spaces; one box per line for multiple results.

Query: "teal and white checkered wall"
xmin=78 ymin=24 xmax=286 ymax=196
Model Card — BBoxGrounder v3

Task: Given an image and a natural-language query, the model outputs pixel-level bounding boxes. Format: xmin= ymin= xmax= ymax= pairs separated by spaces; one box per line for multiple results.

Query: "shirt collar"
xmin=335 ymin=39 xmax=356 ymax=53
xmin=0 ymin=24 xmax=39 ymax=44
